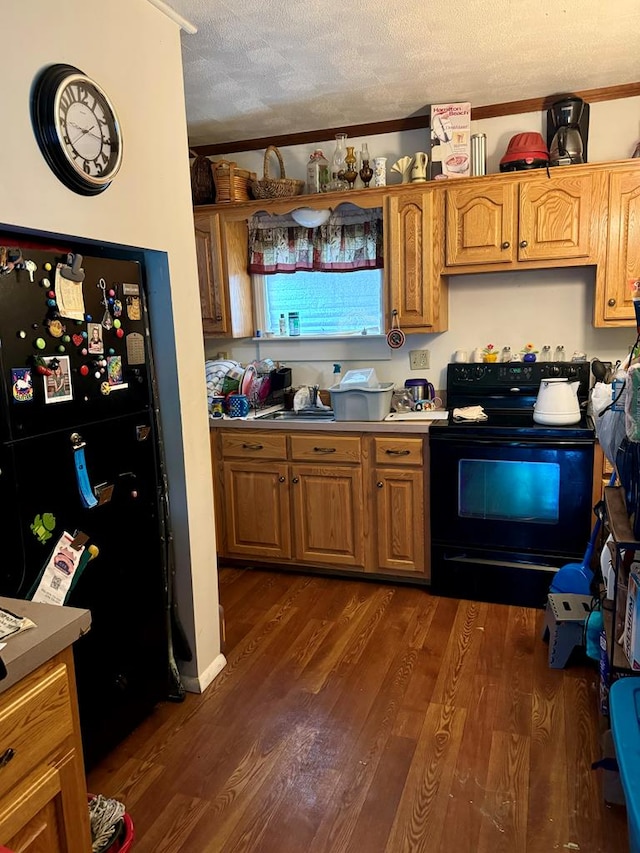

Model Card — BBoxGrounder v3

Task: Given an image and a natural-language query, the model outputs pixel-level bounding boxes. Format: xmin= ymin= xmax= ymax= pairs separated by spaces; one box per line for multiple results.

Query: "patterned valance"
xmin=248 ymin=204 xmax=383 ymax=274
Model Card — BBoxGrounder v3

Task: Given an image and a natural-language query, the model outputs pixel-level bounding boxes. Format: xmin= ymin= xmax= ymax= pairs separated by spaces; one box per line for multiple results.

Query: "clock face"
xmin=32 ymin=64 xmax=123 ymax=196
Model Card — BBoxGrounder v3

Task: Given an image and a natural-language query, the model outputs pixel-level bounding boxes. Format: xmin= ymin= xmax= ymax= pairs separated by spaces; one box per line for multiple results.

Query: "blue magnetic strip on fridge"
xmin=73 ymin=445 xmax=98 ymax=509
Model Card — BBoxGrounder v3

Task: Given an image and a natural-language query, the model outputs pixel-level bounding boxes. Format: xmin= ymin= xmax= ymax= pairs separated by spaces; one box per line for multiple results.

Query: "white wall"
xmin=206 ymin=98 xmax=640 ymax=391
xmin=1 ymin=0 xmax=222 ymax=692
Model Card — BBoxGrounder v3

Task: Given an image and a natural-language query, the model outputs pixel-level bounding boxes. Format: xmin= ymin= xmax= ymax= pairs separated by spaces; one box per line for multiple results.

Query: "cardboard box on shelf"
xmin=430 ymin=102 xmax=471 ymax=178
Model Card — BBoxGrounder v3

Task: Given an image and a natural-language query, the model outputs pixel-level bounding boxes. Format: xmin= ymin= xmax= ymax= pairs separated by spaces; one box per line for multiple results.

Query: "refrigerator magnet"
xmin=43 ymin=356 xmax=73 ymax=404
xmin=11 ymin=368 xmax=33 ymax=402
xmin=87 ymin=323 xmax=104 ymax=355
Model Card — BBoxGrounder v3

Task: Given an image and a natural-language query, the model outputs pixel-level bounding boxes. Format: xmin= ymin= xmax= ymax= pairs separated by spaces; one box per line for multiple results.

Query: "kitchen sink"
xmin=255 ymin=408 xmax=335 ymax=421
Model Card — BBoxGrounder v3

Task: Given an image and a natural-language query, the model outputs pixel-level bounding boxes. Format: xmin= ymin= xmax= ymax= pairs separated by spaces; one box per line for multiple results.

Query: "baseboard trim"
xmin=180 ymin=652 xmax=227 ymax=694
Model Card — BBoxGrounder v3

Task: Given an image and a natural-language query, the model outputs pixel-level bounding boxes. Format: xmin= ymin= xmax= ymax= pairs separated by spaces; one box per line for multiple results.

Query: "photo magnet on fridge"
xmin=42 ymin=356 xmax=73 ymax=404
xmin=11 ymin=367 xmax=33 ymax=402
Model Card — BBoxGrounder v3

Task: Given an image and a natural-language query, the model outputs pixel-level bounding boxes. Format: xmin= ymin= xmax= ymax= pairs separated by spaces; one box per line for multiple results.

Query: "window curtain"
xmin=248 ymin=204 xmax=383 ymax=274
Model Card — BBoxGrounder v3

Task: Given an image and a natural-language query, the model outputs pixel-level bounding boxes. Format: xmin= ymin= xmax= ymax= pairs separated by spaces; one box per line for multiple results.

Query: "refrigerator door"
xmin=0 ymin=411 xmax=169 ymax=768
xmin=0 ymin=251 xmax=152 ymax=442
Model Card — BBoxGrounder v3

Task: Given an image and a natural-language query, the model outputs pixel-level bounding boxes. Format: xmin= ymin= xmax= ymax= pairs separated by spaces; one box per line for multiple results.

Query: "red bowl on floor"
xmin=88 ymin=795 xmax=135 ymax=852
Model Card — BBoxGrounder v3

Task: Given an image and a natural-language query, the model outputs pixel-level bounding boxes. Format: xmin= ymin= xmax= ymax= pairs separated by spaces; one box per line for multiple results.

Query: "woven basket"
xmin=211 ymin=160 xmax=256 ymax=204
xmin=251 ymin=146 xmax=305 ymax=199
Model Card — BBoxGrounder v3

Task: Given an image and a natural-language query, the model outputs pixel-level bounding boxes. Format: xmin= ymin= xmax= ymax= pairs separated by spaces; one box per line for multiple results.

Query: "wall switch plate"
xmin=409 ymin=349 xmax=430 ymax=370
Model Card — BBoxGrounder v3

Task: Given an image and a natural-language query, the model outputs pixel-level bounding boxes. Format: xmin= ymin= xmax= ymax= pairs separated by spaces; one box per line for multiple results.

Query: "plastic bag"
xmin=595 ymin=405 xmax=627 ymax=466
xmin=625 ymin=363 xmax=640 ymax=442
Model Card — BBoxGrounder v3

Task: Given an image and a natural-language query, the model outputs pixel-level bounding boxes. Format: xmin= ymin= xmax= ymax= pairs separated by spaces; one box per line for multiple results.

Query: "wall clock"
xmin=31 ymin=64 xmax=123 ymax=196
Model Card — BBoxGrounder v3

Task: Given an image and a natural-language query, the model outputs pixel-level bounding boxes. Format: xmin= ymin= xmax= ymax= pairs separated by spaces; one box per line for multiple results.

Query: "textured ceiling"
xmin=164 ymin=0 xmax=640 ymax=148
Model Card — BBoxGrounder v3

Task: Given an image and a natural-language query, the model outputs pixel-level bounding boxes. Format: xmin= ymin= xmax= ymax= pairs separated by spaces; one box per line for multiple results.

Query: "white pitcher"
xmin=411 ymin=152 xmax=428 ymax=182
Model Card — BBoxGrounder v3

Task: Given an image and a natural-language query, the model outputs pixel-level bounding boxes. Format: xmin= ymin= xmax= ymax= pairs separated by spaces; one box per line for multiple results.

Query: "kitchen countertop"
xmin=209 ymin=406 xmax=444 ymax=433
xmin=0 ymin=597 xmax=91 ymax=694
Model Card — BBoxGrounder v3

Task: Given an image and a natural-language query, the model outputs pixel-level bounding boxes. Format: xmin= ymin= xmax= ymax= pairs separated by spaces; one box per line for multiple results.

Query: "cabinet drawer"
xmin=290 ymin=434 xmax=361 ymax=463
xmin=374 ymin=437 xmax=423 ymax=466
xmin=221 ymin=431 xmax=287 ymax=460
xmin=0 ymin=661 xmax=73 ymax=802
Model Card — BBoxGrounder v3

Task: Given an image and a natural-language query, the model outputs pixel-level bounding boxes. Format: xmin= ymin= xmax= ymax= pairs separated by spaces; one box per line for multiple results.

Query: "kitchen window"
xmin=249 ymin=205 xmax=383 ymax=337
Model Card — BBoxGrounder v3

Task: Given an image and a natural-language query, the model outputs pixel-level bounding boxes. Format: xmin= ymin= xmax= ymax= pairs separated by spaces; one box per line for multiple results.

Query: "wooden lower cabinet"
xmin=0 ymin=648 xmax=91 ymax=853
xmin=212 ymin=428 xmax=430 ymax=581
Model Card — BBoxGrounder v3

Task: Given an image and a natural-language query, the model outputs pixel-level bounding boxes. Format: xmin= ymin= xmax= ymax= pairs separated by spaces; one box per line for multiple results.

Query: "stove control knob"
xmin=474 ymin=365 xmax=485 ymax=379
xmin=549 ymin=364 xmax=561 ymax=376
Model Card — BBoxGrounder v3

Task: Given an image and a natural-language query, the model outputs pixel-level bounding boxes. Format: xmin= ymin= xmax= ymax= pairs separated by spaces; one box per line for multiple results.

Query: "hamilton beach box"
xmin=431 ymin=102 xmax=471 ymax=178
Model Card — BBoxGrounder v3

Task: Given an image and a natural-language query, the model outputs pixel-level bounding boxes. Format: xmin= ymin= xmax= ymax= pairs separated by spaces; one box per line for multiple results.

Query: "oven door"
xmin=430 ymin=434 xmax=595 ymax=557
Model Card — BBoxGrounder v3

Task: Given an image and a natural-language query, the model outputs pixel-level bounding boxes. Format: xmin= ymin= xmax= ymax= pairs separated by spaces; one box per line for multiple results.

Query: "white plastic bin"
xmin=329 ymin=382 xmax=394 ymax=421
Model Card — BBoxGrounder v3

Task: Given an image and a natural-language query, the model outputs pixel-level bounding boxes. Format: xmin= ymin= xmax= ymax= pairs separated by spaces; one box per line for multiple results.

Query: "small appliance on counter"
xmin=404 ymin=377 xmax=434 ymax=403
xmin=547 ymin=95 xmax=589 ymax=165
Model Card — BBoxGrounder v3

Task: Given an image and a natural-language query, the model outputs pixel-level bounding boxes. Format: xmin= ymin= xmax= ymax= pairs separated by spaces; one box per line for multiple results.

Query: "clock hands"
xmin=69 ymin=120 xmax=102 ymax=144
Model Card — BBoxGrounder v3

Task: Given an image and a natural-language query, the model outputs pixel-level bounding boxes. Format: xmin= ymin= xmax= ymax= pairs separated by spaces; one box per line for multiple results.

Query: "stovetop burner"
xmin=442 ymin=361 xmax=595 ymax=440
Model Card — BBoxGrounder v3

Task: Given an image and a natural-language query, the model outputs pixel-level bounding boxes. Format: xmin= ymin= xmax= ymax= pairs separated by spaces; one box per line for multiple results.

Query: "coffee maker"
xmin=547 ymin=96 xmax=589 ymax=166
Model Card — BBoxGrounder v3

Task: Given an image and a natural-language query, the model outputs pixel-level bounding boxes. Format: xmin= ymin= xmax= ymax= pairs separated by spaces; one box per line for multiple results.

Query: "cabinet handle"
xmin=216 ymin=315 xmax=223 ymax=321
xmin=501 ymin=241 xmax=510 ymax=250
xmin=313 ymin=447 xmax=337 ymax=454
xmin=279 ymin=476 xmax=286 ymax=483
xmin=242 ymin=443 xmax=264 ymax=451
xmin=376 ymin=481 xmax=384 ymax=488
xmin=519 ymin=240 xmax=528 ymax=249
xmin=0 ymin=748 xmax=15 ymax=768
xmin=291 ymin=477 xmax=299 ymax=484
xmin=608 ymin=298 xmax=616 ymax=307
xmin=385 ymin=448 xmax=410 ymax=456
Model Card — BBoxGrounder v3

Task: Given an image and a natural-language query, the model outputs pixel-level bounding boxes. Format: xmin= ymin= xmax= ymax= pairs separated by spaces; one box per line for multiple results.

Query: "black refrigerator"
xmin=0 ymin=244 xmax=176 ymax=769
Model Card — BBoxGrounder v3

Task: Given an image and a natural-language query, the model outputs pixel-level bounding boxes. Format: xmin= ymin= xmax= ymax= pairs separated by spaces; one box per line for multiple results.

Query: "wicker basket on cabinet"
xmin=251 ymin=145 xmax=304 ymax=199
xmin=211 ymin=160 xmax=256 ymax=203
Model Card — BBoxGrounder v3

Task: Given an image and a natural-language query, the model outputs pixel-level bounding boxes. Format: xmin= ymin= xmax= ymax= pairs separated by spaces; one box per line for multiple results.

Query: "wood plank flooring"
xmin=88 ymin=568 xmax=629 ymax=852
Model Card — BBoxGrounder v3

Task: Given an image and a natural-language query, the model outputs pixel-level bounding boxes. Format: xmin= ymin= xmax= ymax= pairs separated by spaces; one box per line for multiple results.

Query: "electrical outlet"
xmin=409 ymin=349 xmax=430 ymax=370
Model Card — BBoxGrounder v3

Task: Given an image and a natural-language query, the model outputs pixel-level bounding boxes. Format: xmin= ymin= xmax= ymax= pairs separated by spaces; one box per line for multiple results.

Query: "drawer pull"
xmin=279 ymin=476 xmax=286 ymax=483
xmin=608 ymin=298 xmax=616 ymax=307
xmin=242 ymin=443 xmax=264 ymax=451
xmin=385 ymin=449 xmax=410 ymax=456
xmin=292 ymin=477 xmax=299 ymax=484
xmin=519 ymin=239 xmax=528 ymax=249
xmin=376 ymin=481 xmax=383 ymax=488
xmin=0 ymin=748 xmax=15 ymax=768
xmin=313 ymin=447 xmax=336 ymax=454
xmin=501 ymin=241 xmax=510 ymax=250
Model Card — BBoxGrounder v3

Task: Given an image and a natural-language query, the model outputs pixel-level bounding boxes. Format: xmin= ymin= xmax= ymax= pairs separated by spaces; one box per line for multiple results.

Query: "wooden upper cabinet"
xmin=445 ymin=170 xmax=596 ymax=269
xmin=194 ymin=210 xmax=253 ymax=338
xmin=518 ymin=172 xmax=594 ymax=262
xmin=385 ymin=190 xmax=447 ymax=332
xmin=445 ymin=182 xmax=516 ymax=266
xmin=195 ymin=212 xmax=228 ymax=335
xmin=603 ymin=168 xmax=640 ymax=323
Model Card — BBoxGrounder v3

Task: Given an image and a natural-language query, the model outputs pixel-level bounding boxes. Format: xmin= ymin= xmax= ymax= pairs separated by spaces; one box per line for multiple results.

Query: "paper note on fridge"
xmin=31 ymin=531 xmax=85 ymax=607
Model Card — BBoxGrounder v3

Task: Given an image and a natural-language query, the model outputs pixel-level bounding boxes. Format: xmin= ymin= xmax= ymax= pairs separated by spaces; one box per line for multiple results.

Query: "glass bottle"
xmin=359 ymin=143 xmax=373 ymax=188
xmin=306 ymin=149 xmax=330 ymax=195
xmin=328 ymin=133 xmax=349 ymax=191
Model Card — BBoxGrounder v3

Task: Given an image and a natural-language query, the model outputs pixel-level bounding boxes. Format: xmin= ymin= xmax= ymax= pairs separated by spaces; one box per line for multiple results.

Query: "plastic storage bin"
xmin=329 ymin=382 xmax=394 ymax=421
xmin=610 ymin=678 xmax=640 ymax=853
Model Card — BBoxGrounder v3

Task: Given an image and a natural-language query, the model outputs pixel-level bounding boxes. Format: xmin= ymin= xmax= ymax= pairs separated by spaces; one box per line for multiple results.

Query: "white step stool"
xmin=541 ymin=593 xmax=593 ymax=668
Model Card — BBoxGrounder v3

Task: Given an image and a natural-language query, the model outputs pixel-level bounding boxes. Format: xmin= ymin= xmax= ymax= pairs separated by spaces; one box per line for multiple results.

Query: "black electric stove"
xmin=429 ymin=361 xmax=596 ymax=608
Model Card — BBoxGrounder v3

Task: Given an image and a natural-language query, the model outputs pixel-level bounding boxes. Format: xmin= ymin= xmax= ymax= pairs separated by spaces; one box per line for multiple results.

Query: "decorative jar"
xmin=328 ymin=133 xmax=349 ymax=191
xmin=306 ymin=149 xmax=330 ymax=194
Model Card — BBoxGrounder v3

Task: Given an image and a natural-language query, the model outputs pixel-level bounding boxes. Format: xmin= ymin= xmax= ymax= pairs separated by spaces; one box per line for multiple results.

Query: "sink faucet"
xmin=310 ymin=384 xmax=319 ymax=407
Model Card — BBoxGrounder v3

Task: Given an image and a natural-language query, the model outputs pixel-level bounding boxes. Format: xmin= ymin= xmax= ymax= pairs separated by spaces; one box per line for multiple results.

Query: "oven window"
xmin=458 ymin=459 xmax=560 ymax=523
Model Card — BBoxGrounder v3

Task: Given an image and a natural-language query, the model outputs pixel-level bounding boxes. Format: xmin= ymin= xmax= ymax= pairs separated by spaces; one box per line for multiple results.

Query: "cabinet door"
xmin=386 ymin=191 xmax=443 ymax=330
xmin=291 ymin=464 xmax=364 ymax=568
xmin=518 ymin=173 xmax=593 ymax=262
xmin=603 ymin=169 xmax=640 ymax=322
xmin=373 ymin=468 xmax=425 ymax=576
xmin=0 ymin=752 xmax=90 ymax=853
xmin=195 ymin=213 xmax=228 ymax=335
xmin=223 ymin=460 xmax=291 ymax=560
xmin=445 ymin=182 xmax=516 ymax=266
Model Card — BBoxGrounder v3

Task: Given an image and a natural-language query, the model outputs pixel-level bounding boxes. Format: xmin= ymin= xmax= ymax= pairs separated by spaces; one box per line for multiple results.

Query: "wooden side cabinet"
xmin=194 ymin=210 xmax=253 ymax=338
xmin=0 ymin=647 xmax=92 ymax=853
xmin=602 ymin=168 xmax=640 ymax=323
xmin=385 ymin=190 xmax=447 ymax=332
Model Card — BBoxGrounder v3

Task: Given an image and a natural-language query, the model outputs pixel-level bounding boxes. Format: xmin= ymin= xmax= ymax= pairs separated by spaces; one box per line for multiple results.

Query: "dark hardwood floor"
xmin=88 ymin=568 xmax=629 ymax=852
